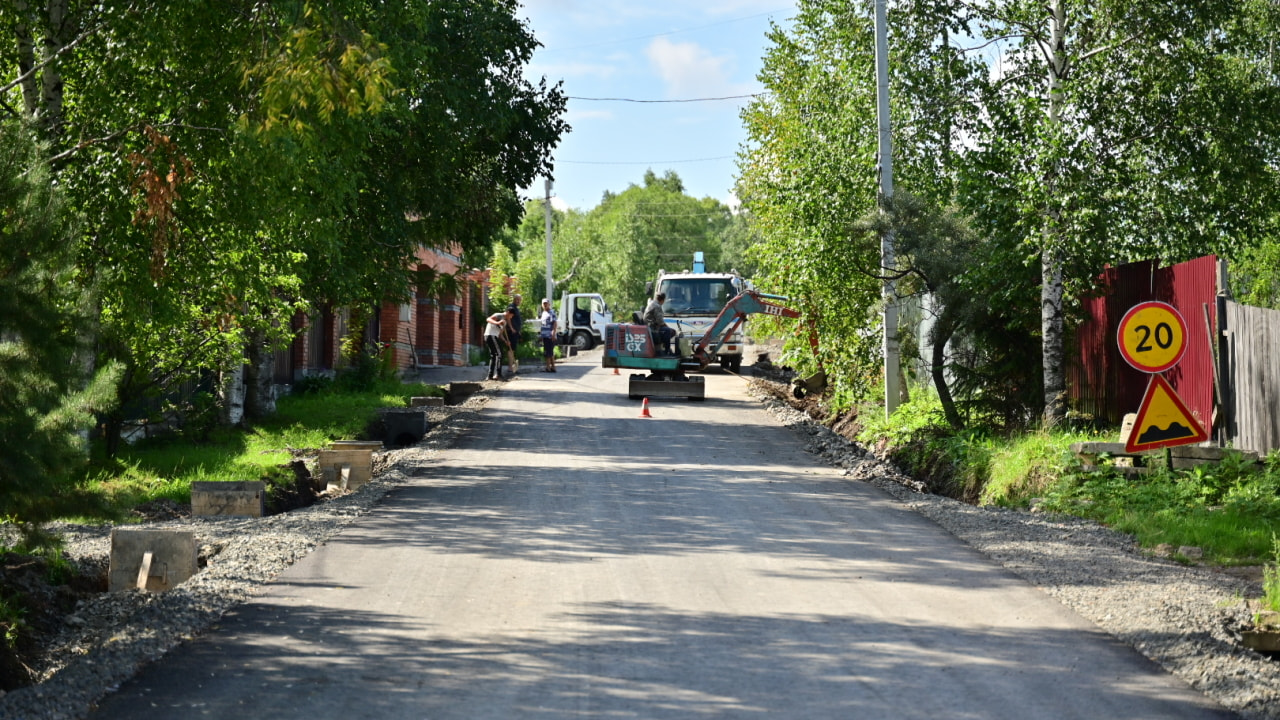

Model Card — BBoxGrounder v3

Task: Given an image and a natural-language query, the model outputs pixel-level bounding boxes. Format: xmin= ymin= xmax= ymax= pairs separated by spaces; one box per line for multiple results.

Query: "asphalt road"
xmin=91 ymin=355 xmax=1234 ymax=719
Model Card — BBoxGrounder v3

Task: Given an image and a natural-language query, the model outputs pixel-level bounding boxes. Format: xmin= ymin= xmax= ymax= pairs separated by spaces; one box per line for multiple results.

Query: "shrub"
xmin=1265 ymin=535 xmax=1280 ymax=613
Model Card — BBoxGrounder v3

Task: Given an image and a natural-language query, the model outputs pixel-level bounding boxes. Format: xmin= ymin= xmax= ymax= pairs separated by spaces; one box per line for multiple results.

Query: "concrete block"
xmin=381 ymin=407 xmax=429 ymax=446
xmin=1242 ymin=630 xmax=1280 ymax=652
xmin=191 ymin=481 xmax=265 ymax=517
xmin=318 ymin=448 xmax=373 ymax=489
xmin=109 ymin=528 xmax=198 ymax=592
xmin=445 ymin=382 xmax=483 ymax=405
xmin=1118 ymin=413 xmax=1137 ymax=444
xmin=330 ymin=440 xmax=383 ymax=450
xmin=409 ymin=396 xmax=445 ymax=408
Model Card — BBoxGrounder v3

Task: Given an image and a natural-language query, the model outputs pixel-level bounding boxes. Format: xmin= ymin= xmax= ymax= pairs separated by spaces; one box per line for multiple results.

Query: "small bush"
xmin=1264 ymin=535 xmax=1280 ymax=612
xmin=292 ymin=374 xmax=333 ymax=396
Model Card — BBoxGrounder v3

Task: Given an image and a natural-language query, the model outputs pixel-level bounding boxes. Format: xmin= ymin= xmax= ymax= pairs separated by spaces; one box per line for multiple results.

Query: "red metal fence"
xmin=1069 ymin=256 xmax=1218 ymax=432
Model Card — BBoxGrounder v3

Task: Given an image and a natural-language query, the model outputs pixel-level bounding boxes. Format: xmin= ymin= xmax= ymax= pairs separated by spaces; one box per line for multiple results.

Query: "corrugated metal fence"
xmin=1070 ymin=254 xmax=1280 ymax=456
xmin=1222 ymin=301 xmax=1280 ymax=454
xmin=1069 ymin=255 xmax=1218 ymax=432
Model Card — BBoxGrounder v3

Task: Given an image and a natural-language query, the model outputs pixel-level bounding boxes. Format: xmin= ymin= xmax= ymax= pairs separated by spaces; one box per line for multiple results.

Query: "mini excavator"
xmin=602 ymin=289 xmax=806 ymax=400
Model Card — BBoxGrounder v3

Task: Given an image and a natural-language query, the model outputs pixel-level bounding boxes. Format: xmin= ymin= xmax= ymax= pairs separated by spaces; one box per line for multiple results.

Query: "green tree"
xmin=573 ymin=170 xmax=738 ymax=314
xmin=740 ymin=0 xmax=1280 ymax=422
xmin=961 ymin=0 xmax=1280 ymax=423
xmin=0 ymin=122 xmax=121 ymax=544
xmin=3 ymin=1 xmax=567 ymax=448
xmin=738 ymin=2 xmax=896 ymax=403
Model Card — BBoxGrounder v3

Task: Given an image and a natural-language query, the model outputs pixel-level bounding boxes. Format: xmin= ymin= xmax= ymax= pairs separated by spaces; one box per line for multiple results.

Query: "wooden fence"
xmin=1222 ymin=300 xmax=1280 ymax=455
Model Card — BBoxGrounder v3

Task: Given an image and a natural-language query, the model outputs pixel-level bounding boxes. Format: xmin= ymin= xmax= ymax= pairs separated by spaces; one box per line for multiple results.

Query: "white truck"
xmin=646 ymin=252 xmax=750 ymax=372
xmin=556 ymin=293 xmax=612 ymax=350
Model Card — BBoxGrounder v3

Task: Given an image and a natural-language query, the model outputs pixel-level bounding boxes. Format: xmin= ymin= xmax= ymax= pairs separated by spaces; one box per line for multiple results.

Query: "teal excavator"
xmin=602 ymin=289 xmax=813 ymax=400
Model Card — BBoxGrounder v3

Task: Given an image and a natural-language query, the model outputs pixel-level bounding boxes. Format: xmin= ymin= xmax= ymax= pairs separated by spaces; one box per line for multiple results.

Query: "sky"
xmin=516 ymin=1 xmax=796 ymax=212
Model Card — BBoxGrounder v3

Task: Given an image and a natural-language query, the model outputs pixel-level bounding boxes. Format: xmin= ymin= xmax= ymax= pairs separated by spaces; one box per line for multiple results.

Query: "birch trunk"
xmin=1041 ymin=0 xmax=1069 ymax=426
xmin=39 ymin=0 xmax=69 ymax=135
xmin=243 ymin=332 xmax=278 ymax=420
xmin=13 ymin=0 xmax=40 ymax=117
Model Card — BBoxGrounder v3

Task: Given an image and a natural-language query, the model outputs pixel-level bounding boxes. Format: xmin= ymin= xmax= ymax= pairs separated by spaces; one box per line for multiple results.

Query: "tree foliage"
xmin=506 ymin=171 xmax=747 ymax=318
xmin=0 ymin=121 xmax=121 ymax=541
xmin=2 ymin=0 xmax=567 ymax=450
xmin=739 ymin=0 xmax=1280 ymax=423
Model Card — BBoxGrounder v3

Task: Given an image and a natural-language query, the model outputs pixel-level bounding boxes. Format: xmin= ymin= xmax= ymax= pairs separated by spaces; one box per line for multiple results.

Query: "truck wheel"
xmin=571 ymin=330 xmax=593 ymax=351
xmin=729 ymin=357 xmax=742 ymax=373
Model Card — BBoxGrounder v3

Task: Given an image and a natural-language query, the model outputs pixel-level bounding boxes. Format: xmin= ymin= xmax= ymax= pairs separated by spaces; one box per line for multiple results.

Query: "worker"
xmin=504 ymin=294 xmax=523 ymax=375
xmin=538 ymin=298 xmax=557 ymax=372
xmin=644 ymin=292 xmax=676 ymax=355
xmin=484 ymin=309 xmax=511 ymax=380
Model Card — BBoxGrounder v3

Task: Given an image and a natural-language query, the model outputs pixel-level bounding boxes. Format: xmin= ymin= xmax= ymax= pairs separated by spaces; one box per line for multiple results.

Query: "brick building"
xmin=273 ymin=244 xmax=503 ymax=383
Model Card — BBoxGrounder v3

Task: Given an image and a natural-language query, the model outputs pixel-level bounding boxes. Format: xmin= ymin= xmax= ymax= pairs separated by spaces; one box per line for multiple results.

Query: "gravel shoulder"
xmin=2 ymin=369 xmax=1279 ymax=719
xmin=748 ymin=378 xmax=1280 ymax=720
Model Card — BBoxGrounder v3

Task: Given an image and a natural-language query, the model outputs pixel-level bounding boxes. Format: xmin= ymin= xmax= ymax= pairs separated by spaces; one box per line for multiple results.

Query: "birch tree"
xmin=740 ymin=0 xmax=1280 ymax=423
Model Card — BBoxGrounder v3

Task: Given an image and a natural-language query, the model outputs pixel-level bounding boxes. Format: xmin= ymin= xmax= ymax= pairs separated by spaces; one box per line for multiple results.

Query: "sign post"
xmin=1116 ymin=301 xmax=1207 ymax=452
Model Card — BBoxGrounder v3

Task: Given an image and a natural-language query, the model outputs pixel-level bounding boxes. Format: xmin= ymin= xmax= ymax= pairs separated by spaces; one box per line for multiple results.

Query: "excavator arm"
xmin=689 ymin=290 xmax=800 ymax=370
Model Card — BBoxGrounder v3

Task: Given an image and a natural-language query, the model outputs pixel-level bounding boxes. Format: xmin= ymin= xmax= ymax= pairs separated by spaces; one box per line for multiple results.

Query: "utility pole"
xmin=874 ymin=0 xmax=900 ymax=418
xmin=544 ymin=179 xmax=554 ymax=305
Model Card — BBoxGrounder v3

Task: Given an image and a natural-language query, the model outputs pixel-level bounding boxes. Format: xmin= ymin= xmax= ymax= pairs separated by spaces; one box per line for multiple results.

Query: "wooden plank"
xmin=135 ymin=551 xmax=153 ymax=590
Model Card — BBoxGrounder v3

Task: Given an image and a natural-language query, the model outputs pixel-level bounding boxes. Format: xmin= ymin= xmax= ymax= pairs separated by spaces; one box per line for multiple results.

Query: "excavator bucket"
xmin=792 ymin=370 xmax=827 ymax=399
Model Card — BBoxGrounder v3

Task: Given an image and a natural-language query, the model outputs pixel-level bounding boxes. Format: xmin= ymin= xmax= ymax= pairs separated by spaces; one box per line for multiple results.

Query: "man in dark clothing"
xmin=643 ymin=292 xmax=675 ymax=355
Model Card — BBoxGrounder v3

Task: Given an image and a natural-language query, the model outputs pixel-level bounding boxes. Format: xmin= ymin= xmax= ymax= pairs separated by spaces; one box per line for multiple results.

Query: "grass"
xmin=865 ymin=392 xmax=1280 ymax=567
xmin=0 ymin=594 xmax=24 ymax=649
xmin=86 ymin=379 xmax=444 ymax=513
xmin=1265 ymin=535 xmax=1280 ymax=612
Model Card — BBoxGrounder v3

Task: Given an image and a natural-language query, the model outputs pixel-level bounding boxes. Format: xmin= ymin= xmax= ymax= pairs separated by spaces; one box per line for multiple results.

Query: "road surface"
xmin=91 ymin=356 xmax=1234 ymax=719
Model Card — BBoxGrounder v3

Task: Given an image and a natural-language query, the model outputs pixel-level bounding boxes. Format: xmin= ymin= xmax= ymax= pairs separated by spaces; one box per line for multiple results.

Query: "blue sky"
xmin=517 ymin=1 xmax=796 ymax=211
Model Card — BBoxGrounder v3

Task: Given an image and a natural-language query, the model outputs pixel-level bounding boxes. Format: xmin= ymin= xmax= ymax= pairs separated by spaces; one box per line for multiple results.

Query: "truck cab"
xmin=648 ymin=253 xmax=749 ymax=372
xmin=556 ymin=293 xmax=612 ymax=350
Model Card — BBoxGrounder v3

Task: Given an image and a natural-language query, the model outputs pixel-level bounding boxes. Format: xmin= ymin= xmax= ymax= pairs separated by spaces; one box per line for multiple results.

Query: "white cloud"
xmin=645 ymin=37 xmax=752 ymax=98
xmin=550 ymin=195 xmax=571 ymax=212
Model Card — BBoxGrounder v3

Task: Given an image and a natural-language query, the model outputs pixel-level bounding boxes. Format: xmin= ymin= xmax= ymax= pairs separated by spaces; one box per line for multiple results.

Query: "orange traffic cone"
xmin=613 ymin=366 xmax=619 ymax=375
xmin=639 ymin=398 xmax=652 ymax=418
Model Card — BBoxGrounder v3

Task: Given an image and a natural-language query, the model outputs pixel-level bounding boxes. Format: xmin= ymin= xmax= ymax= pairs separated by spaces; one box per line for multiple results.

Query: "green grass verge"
xmin=865 ymin=392 xmax=1280 ymax=567
xmin=87 ymin=379 xmax=444 ymax=513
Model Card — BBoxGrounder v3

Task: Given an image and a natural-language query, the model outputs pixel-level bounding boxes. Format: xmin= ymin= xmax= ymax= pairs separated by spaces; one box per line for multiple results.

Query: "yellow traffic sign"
xmin=1117 ymin=301 xmax=1187 ymax=373
xmin=1125 ymin=374 xmax=1208 ymax=453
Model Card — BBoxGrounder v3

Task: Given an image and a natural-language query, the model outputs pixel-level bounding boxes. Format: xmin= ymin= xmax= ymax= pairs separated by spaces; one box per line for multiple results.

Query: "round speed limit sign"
xmin=1117 ymin=301 xmax=1187 ymax=373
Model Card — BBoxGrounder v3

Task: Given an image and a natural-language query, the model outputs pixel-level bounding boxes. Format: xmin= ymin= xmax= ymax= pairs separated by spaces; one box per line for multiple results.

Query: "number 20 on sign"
xmin=1117 ymin=301 xmax=1187 ymax=374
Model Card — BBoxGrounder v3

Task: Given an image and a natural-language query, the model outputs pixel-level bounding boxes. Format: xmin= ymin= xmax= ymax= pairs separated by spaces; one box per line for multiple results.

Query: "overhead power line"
xmin=568 ymin=94 xmax=763 ymax=103
xmin=559 ymin=156 xmax=733 ymax=165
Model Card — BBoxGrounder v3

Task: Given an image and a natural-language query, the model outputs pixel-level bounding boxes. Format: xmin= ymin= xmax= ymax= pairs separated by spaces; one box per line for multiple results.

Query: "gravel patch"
xmin=748 ymin=379 xmax=1280 ymax=720
xmin=3 ymin=370 xmax=1279 ymax=719
xmin=0 ymin=381 xmax=500 ymax=720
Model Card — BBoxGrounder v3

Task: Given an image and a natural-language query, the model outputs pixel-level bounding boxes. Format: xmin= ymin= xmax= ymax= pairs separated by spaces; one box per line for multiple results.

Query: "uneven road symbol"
xmin=1125 ymin=374 xmax=1208 ymax=453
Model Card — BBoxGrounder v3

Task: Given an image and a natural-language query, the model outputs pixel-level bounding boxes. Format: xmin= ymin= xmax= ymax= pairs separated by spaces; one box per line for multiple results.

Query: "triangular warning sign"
xmin=1125 ymin=374 xmax=1208 ymax=453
